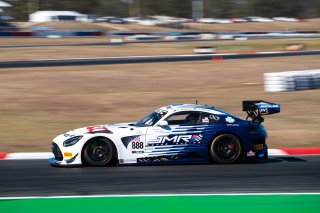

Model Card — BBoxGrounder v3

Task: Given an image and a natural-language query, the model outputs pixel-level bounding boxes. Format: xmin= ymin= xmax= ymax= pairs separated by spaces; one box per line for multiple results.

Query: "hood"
xmin=63 ymin=123 xmax=135 ymax=137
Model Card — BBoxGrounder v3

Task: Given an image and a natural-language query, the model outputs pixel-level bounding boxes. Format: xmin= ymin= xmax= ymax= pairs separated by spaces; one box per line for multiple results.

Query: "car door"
xmin=144 ymin=111 xmax=204 ymax=158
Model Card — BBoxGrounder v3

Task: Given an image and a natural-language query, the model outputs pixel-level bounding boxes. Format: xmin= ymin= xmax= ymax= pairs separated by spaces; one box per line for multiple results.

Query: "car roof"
xmin=157 ymin=104 xmax=227 ymax=115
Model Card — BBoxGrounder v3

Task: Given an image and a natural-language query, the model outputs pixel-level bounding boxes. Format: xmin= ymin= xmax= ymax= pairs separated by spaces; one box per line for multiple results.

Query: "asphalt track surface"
xmin=0 ymin=156 xmax=319 ymax=197
xmin=1 ymin=50 xmax=320 ymax=69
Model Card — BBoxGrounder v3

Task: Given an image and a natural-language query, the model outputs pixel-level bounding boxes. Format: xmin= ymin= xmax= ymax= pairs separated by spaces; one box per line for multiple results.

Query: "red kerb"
xmin=0 ymin=152 xmax=8 ymax=159
xmin=281 ymin=148 xmax=320 ymax=155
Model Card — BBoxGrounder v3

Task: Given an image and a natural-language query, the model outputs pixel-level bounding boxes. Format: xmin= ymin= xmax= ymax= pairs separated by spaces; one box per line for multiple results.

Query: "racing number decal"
xmin=132 ymin=142 xmax=144 ymax=149
xmin=130 ymin=136 xmax=144 ymax=150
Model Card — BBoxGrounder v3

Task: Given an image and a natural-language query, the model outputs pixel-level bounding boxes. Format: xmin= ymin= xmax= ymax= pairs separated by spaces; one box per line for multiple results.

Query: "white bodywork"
xmin=50 ymin=104 xmax=226 ymax=166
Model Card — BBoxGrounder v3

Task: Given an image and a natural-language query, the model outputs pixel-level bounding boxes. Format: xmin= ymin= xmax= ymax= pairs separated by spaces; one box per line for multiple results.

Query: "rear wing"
xmin=243 ymin=100 xmax=280 ymax=124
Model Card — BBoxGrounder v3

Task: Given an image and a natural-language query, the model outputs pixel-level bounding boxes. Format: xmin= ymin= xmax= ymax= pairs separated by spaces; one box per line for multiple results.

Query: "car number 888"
xmin=132 ymin=142 xmax=143 ymax=149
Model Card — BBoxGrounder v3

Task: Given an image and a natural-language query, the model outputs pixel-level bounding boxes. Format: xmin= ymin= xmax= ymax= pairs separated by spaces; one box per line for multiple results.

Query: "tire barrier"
xmin=264 ymin=69 xmax=320 ymax=92
xmin=0 ymin=50 xmax=320 ymax=69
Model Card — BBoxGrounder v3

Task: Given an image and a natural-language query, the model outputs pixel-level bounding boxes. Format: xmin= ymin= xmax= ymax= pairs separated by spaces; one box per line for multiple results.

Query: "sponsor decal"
xmin=227 ymin=124 xmax=239 ymax=127
xmin=152 ymin=127 xmax=165 ymax=133
xmin=191 ymin=134 xmax=203 ymax=142
xmin=259 ymin=108 xmax=269 ymax=115
xmin=131 ymin=136 xmax=140 ymax=143
xmin=202 ymin=117 xmax=209 ymax=123
xmin=86 ymin=125 xmax=108 ymax=133
xmin=246 ymin=150 xmax=256 ymax=157
xmin=64 ymin=130 xmax=76 ymax=137
xmin=119 ymin=159 xmax=137 ymax=164
xmin=123 ymin=159 xmax=137 ymax=164
xmin=254 ymin=144 xmax=264 ymax=150
xmin=132 ymin=151 xmax=144 ymax=154
xmin=209 ymin=115 xmax=220 ymax=120
xmin=195 ymin=108 xmax=225 ymax=115
xmin=147 ymin=134 xmax=203 ymax=146
xmin=225 ymin=116 xmax=235 ymax=123
xmin=260 ymin=104 xmax=279 ymax=108
xmin=177 ymin=108 xmax=194 ymax=111
xmin=195 ymin=108 xmax=213 ymax=112
xmin=64 ymin=152 xmax=73 ymax=158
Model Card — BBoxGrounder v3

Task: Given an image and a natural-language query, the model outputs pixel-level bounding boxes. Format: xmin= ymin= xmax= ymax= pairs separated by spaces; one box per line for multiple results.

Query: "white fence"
xmin=264 ymin=69 xmax=320 ymax=92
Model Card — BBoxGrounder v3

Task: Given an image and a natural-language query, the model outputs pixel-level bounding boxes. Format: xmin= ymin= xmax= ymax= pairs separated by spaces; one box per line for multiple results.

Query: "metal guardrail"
xmin=1 ymin=50 xmax=320 ymax=69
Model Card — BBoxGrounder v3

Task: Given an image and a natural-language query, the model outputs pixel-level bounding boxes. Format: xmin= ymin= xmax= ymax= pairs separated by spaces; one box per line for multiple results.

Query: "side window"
xmin=165 ymin=111 xmax=201 ymax=126
xmin=199 ymin=112 xmax=221 ymax=125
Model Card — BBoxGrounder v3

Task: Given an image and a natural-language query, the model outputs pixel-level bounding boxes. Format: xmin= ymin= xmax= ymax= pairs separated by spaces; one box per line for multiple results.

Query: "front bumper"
xmin=49 ymin=142 xmax=82 ymax=166
xmin=51 ymin=142 xmax=63 ymax=161
xmin=48 ymin=157 xmax=82 ymax=167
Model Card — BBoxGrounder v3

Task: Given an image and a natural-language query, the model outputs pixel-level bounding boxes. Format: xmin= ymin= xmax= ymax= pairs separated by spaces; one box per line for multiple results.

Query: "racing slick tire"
xmin=209 ymin=134 xmax=242 ymax=164
xmin=82 ymin=138 xmax=116 ymax=166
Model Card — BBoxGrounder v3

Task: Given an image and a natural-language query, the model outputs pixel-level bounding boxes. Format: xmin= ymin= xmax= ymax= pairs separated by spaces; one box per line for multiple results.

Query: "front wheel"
xmin=209 ymin=134 xmax=242 ymax=164
xmin=82 ymin=138 xmax=116 ymax=166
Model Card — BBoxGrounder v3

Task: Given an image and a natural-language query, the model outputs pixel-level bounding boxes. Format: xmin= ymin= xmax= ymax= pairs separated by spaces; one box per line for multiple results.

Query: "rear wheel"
xmin=82 ymin=138 xmax=115 ymax=166
xmin=210 ymin=134 xmax=242 ymax=164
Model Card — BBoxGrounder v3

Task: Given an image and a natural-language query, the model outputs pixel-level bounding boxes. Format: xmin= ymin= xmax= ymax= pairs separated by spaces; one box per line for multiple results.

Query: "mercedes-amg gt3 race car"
xmin=49 ymin=101 xmax=280 ymax=166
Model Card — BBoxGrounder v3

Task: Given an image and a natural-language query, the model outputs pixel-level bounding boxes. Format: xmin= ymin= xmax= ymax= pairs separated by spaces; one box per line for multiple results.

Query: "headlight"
xmin=63 ymin=136 xmax=83 ymax=147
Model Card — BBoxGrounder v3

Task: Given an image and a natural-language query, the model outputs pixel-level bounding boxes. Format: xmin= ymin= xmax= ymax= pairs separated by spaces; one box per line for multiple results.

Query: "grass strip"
xmin=0 ymin=194 xmax=319 ymax=213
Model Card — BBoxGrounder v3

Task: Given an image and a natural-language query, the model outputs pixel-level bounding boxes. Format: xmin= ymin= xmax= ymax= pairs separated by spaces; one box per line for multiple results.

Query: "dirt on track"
xmin=0 ymin=56 xmax=319 ymax=152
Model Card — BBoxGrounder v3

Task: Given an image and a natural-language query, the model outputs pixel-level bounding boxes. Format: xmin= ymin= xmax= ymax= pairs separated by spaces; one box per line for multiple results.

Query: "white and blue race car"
xmin=49 ymin=101 xmax=280 ymax=166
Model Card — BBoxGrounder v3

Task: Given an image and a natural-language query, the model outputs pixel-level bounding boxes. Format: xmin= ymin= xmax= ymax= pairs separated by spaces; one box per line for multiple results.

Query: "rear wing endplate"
xmin=243 ymin=100 xmax=280 ymax=124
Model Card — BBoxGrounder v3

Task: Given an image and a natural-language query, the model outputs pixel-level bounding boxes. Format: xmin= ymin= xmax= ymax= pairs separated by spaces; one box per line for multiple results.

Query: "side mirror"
xmin=157 ymin=120 xmax=168 ymax=127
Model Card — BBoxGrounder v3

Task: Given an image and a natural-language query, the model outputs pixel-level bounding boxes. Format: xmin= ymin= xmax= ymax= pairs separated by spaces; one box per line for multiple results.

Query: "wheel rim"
xmin=86 ymin=140 xmax=111 ymax=164
xmin=213 ymin=136 xmax=240 ymax=162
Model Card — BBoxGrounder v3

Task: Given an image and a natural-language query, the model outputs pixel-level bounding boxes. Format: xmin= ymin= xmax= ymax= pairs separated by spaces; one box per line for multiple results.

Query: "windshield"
xmin=135 ymin=111 xmax=167 ymax=127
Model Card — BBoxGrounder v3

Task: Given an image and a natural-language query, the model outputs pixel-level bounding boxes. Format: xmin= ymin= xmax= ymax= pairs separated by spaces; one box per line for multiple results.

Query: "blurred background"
xmin=3 ymin=0 xmax=320 ymax=20
xmin=0 ymin=0 xmax=319 ymax=152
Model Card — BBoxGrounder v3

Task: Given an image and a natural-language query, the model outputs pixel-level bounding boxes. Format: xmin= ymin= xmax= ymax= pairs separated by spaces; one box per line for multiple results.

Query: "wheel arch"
xmin=208 ymin=131 xmax=243 ymax=147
